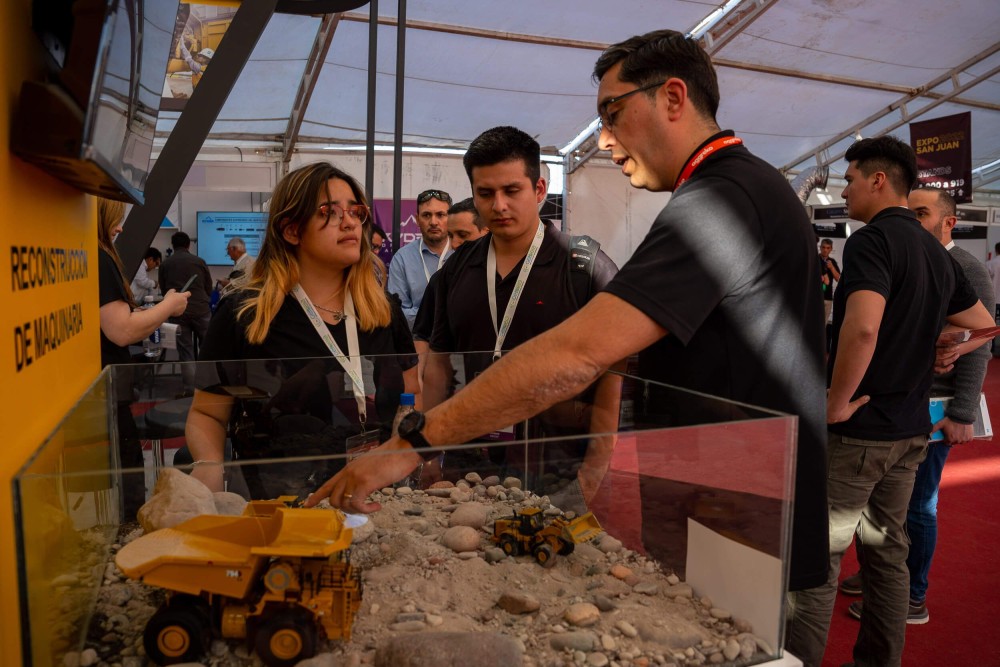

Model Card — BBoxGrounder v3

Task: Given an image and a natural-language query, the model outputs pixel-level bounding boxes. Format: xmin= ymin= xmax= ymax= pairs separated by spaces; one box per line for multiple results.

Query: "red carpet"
xmin=822 ymin=358 xmax=1000 ymax=666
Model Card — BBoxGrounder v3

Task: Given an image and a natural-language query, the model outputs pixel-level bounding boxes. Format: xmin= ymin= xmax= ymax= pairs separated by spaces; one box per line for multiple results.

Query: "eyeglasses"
xmin=318 ymin=201 xmax=371 ymax=224
xmin=598 ymin=79 xmax=667 ymax=129
xmin=417 ymin=189 xmax=452 ymax=205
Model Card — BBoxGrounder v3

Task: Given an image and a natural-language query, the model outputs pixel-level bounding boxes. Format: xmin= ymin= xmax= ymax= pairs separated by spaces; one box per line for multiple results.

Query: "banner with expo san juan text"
xmin=909 ymin=111 xmax=972 ymax=204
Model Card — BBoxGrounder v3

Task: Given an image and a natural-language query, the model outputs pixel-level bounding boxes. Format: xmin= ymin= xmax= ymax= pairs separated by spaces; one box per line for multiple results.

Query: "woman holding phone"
xmin=184 ymin=162 xmax=418 ymax=495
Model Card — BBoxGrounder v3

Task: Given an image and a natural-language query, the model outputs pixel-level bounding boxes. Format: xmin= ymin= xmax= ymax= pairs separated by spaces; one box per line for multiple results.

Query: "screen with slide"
xmin=196 ymin=211 xmax=268 ymax=266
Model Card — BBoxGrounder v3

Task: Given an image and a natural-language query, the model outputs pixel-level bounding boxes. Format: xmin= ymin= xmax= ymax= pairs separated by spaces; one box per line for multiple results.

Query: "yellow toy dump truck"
xmin=116 ymin=498 xmax=361 ymax=667
xmin=492 ymin=507 xmax=603 ymax=567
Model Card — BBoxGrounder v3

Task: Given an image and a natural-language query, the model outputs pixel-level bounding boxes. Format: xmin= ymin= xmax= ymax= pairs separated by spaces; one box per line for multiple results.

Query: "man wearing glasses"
xmin=388 ymin=189 xmax=453 ymax=328
xmin=311 ymin=31 xmax=829 ymax=650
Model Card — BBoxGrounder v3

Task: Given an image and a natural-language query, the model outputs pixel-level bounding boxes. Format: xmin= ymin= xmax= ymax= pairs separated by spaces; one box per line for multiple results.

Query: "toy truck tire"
xmin=533 ymin=543 xmax=555 ymax=568
xmin=254 ymin=608 xmax=317 ymax=667
xmin=499 ymin=534 xmax=520 ymax=556
xmin=144 ymin=600 xmax=210 ymax=665
xmin=557 ymin=538 xmax=575 ymax=556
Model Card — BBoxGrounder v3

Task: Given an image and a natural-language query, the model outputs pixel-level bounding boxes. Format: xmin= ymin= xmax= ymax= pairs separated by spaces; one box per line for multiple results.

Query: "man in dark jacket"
xmin=158 ymin=231 xmax=213 ymax=394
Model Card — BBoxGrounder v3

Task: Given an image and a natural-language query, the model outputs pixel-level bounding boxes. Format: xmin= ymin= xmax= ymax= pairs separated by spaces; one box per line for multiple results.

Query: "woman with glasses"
xmin=184 ymin=162 xmax=418 ymax=494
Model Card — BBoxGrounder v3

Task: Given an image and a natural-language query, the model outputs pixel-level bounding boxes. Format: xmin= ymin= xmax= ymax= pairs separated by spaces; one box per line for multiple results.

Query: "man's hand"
xmin=827 ymin=393 xmax=870 ymax=424
xmin=303 ymin=436 xmax=423 ymax=512
xmin=933 ymin=417 xmax=974 ymax=444
xmin=935 ymin=343 xmax=960 ymax=374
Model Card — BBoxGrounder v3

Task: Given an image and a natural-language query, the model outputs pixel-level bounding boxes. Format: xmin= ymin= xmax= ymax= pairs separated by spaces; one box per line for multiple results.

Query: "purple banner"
xmin=371 ymin=199 xmax=420 ymax=265
xmin=909 ymin=111 xmax=972 ymax=203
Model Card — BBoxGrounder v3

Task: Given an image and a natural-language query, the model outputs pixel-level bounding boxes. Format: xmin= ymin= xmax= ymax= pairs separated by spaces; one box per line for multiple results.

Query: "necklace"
xmin=313 ymin=303 xmax=345 ymax=321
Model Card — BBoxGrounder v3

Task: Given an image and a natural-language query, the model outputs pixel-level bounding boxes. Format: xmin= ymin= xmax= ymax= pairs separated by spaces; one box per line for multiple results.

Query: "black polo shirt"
xmin=828 ymin=207 xmax=977 ymax=440
xmin=428 ymin=220 xmax=618 ymax=379
xmin=603 ymin=131 xmax=829 ymax=591
xmin=98 ymin=249 xmax=132 ymax=367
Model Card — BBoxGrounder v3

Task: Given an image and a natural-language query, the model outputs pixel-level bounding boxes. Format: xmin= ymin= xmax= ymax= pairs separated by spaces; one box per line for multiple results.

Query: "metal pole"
xmin=365 ymin=0 xmax=377 ymax=208
xmin=391 ymin=0 xmax=405 ymax=252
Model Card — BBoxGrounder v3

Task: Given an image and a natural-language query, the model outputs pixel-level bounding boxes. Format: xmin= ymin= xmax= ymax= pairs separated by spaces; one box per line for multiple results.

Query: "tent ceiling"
xmin=155 ymin=0 xmax=1000 ymax=191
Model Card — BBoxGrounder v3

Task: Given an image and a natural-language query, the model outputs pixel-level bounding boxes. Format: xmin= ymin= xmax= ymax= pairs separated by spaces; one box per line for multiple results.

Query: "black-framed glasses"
xmin=318 ymin=201 xmax=371 ymax=224
xmin=598 ymin=79 xmax=667 ymax=129
xmin=417 ymin=189 xmax=452 ymax=205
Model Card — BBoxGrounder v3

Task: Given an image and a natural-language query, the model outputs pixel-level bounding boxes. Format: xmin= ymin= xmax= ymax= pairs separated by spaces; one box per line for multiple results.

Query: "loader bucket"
xmin=563 ymin=512 xmax=602 ymax=544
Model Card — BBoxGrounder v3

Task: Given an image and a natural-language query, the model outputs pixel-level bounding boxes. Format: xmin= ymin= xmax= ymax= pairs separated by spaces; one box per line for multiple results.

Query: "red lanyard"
xmin=673 ymin=136 xmax=744 ymax=190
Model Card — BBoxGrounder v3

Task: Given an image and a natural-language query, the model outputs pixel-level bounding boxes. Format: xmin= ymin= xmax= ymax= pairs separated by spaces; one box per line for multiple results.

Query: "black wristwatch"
xmin=397 ymin=411 xmax=440 ymax=461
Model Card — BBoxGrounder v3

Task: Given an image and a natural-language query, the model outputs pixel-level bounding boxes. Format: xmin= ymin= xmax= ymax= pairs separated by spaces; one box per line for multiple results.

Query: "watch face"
xmin=398 ymin=411 xmax=424 ymax=435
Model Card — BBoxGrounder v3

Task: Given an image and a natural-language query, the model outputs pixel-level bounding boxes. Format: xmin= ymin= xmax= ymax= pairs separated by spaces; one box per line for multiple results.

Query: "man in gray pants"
xmin=158 ymin=231 xmax=213 ymax=395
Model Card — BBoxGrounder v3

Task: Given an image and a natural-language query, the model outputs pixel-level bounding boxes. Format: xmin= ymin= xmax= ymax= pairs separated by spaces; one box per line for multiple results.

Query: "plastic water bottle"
xmin=392 ymin=392 xmax=416 ymax=436
xmin=142 ymin=295 xmax=162 ymax=358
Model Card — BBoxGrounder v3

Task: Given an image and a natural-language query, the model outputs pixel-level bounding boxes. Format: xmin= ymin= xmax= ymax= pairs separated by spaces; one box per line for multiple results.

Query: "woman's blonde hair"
xmin=97 ymin=198 xmax=136 ymax=307
xmin=239 ymin=162 xmax=390 ymax=344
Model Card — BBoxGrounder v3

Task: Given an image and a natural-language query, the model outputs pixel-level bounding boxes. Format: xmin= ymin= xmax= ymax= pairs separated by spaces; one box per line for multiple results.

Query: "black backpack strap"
xmin=567 ymin=234 xmax=600 ymax=309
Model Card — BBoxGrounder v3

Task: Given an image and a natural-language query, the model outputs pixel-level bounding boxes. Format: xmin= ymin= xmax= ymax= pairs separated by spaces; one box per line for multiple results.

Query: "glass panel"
xmin=15 ymin=353 xmax=794 ymax=667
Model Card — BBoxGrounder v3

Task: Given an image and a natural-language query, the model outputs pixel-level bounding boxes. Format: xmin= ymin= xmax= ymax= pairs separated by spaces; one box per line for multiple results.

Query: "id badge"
xmin=346 ymin=428 xmax=382 ymax=460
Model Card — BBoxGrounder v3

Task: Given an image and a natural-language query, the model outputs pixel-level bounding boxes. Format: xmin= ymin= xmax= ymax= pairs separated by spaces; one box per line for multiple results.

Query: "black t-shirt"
xmin=820 ymin=256 xmax=840 ymax=301
xmin=828 ymin=208 xmax=978 ymax=440
xmin=98 ymin=249 xmax=133 ymax=367
xmin=603 ymin=131 xmax=829 ymax=591
xmin=412 ymin=271 xmax=440 ymax=343
xmin=429 ymin=220 xmax=618 ymax=380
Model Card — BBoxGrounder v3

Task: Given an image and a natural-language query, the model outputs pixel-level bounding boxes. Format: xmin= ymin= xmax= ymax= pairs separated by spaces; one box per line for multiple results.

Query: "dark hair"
xmin=463 ymin=126 xmax=541 ymax=185
xmin=171 ymin=231 xmax=191 ymax=249
xmin=448 ymin=197 xmax=485 ymax=230
xmin=143 ymin=247 xmax=162 ymax=261
xmin=844 ymin=136 xmax=917 ymax=196
xmin=916 ymin=186 xmax=957 ymax=217
xmin=593 ymin=29 xmax=720 ymax=122
xmin=820 ymin=238 xmax=833 ymax=247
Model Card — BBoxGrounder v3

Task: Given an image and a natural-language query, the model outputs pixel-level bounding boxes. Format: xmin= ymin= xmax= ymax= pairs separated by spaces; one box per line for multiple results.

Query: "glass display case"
xmin=14 ymin=352 xmax=800 ymax=667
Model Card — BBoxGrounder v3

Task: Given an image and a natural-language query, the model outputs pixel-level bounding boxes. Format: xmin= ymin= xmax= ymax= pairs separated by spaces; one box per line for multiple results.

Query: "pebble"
xmin=592 ymin=594 xmax=617 ymax=611
xmin=597 ymin=535 xmax=623 ymax=553
xmin=449 ymin=502 xmax=489 ymax=528
xmin=485 ymin=547 xmax=507 ymax=563
xmin=389 ymin=620 xmax=425 ymax=632
xmin=549 ymin=631 xmax=597 ymax=652
xmin=457 ymin=551 xmax=479 ymax=560
xmin=722 ymin=639 xmax=741 ymax=661
xmin=380 ymin=487 xmax=395 ymax=496
xmin=610 ymin=564 xmax=633 ymax=580
xmin=663 ymin=583 xmax=694 ymax=599
xmin=395 ymin=486 xmax=414 ymax=496
xmin=600 ymin=634 xmax=617 ymax=651
xmin=615 ymin=620 xmax=638 ymax=638
xmin=503 ymin=476 xmax=522 ymax=489
xmin=564 ymin=602 xmax=601 ymax=627
xmin=709 ymin=608 xmax=731 ymax=620
xmin=482 ymin=475 xmax=501 ymax=487
xmin=441 ymin=525 xmax=480 ymax=552
xmin=666 ymin=574 xmax=680 ymax=585
xmin=465 ymin=472 xmax=483 ymax=484
xmin=633 ymin=582 xmax=659 ymax=596
xmin=587 ymin=653 xmax=610 ymax=667
xmin=395 ymin=612 xmax=426 ymax=623
xmin=498 ymin=591 xmax=541 ymax=614
xmin=428 ymin=480 xmax=454 ymax=489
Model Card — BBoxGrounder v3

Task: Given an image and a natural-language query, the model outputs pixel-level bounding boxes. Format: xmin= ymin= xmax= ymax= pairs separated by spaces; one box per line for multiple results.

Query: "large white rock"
xmin=448 ymin=502 xmax=489 ymax=529
xmin=137 ymin=469 xmax=216 ymax=532
xmin=441 ymin=526 xmax=481 ymax=552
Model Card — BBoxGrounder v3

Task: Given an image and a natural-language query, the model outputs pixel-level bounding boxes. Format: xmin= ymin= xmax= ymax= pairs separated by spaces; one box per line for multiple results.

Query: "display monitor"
xmin=196 ymin=211 xmax=268 ymax=266
xmin=11 ymin=0 xmax=179 ymax=203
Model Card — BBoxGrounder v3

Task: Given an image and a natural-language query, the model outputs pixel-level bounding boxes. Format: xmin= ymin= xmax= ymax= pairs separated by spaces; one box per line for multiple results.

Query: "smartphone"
xmin=179 ymin=275 xmax=198 ymax=292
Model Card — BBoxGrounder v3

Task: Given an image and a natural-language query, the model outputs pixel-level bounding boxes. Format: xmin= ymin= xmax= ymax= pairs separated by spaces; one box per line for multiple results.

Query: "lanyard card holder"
xmin=346 ymin=426 xmax=382 ymax=461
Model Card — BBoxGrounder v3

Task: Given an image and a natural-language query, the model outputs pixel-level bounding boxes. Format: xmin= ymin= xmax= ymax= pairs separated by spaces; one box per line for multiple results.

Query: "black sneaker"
xmin=908 ymin=599 xmax=930 ymax=625
xmin=847 ymin=599 xmax=930 ymax=624
xmin=839 ymin=572 xmax=863 ymax=596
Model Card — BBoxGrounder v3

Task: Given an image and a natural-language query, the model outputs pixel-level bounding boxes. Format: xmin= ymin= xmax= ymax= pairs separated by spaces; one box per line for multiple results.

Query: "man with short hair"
xmin=840 ymin=187 xmax=994 ymax=627
xmin=791 ymin=138 xmax=993 ymax=666
xmin=310 ymin=30 xmax=831 ymax=610
xmin=388 ymin=189 xmax=453 ymax=328
xmin=446 ymin=197 xmax=488 ymax=250
xmin=131 ymin=247 xmax=161 ymax=302
xmin=159 ymin=231 xmax=213 ymax=394
xmin=218 ymin=236 xmax=255 ymax=298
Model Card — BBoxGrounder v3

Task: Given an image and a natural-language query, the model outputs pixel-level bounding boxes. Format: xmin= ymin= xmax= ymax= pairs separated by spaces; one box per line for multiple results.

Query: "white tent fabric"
xmin=155 ymin=0 xmax=1000 ymax=190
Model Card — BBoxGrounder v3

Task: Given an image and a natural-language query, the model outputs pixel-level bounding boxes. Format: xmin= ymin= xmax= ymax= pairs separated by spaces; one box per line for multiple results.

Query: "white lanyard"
xmin=292 ymin=284 xmax=367 ymax=424
xmin=486 ymin=220 xmax=545 ymax=361
xmin=419 ymin=238 xmax=449 ymax=284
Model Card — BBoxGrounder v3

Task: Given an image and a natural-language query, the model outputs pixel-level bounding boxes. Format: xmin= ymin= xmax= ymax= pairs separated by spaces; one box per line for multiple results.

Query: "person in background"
xmin=792 ymin=137 xmax=992 ymax=667
xmin=97 ymin=198 xmax=189 ymax=514
xmin=819 ymin=238 xmax=840 ymax=352
xmin=986 ymin=241 xmax=1000 ymax=319
xmin=131 ymin=247 xmax=162 ymax=303
xmin=446 ymin=197 xmax=488 ymax=250
xmin=159 ymin=231 xmax=213 ymax=395
xmin=388 ymin=189 xmax=453 ymax=328
xmin=218 ymin=236 xmax=255 ymax=298
xmin=839 ymin=186 xmax=994 ymax=627
xmin=184 ymin=162 xmax=418 ymax=494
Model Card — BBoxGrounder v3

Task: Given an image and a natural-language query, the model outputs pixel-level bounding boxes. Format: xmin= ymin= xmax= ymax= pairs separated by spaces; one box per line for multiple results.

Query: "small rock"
xmin=395 ymin=486 xmax=414 ymax=496
xmin=498 ymin=591 xmax=540 ymax=614
xmin=597 ymin=535 xmax=623 ymax=553
xmin=449 ymin=502 xmax=489 ymax=528
xmin=600 ymin=634 xmax=617 ymax=651
xmin=709 ymin=608 xmax=731 ymax=620
xmin=482 ymin=475 xmax=501 ymax=487
xmin=564 ymin=602 xmax=601 ymax=627
xmin=428 ymin=481 xmax=454 ymax=489
xmin=634 ymin=582 xmax=659 ymax=596
xmin=503 ymin=476 xmax=522 ymax=489
xmin=587 ymin=653 xmax=610 ymax=667
xmin=610 ymin=564 xmax=633 ymax=580
xmin=549 ymin=631 xmax=598 ymax=652
xmin=663 ymin=583 xmax=694 ymax=599
xmin=485 ymin=547 xmax=507 ymax=563
xmin=666 ymin=574 xmax=680 ymax=585
xmin=723 ymin=639 xmax=741 ymax=661
xmin=593 ymin=594 xmax=617 ymax=612
xmin=465 ymin=472 xmax=483 ymax=484
xmin=441 ymin=525 xmax=480 ymax=552
xmin=388 ymin=620 xmax=425 ymax=632
xmin=614 ymin=620 xmax=638 ymax=638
